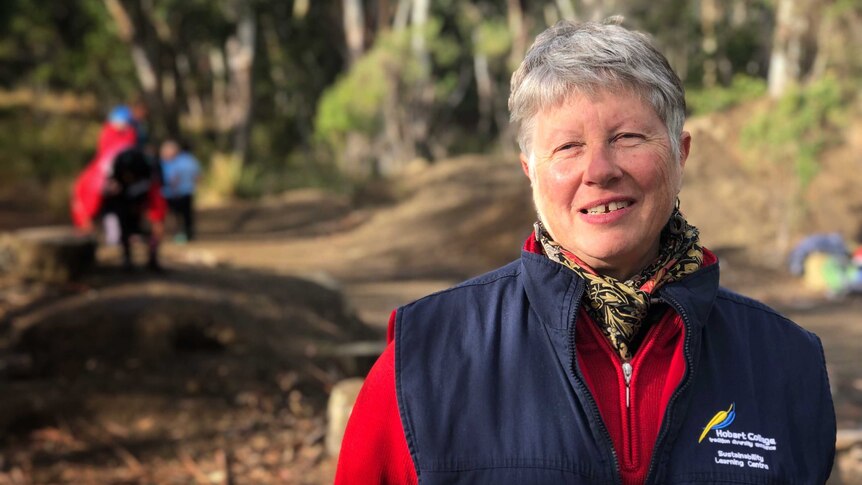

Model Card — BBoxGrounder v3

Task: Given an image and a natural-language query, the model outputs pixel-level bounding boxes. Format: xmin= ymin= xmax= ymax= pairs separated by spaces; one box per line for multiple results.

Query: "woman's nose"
xmin=583 ymin=144 xmax=623 ymax=186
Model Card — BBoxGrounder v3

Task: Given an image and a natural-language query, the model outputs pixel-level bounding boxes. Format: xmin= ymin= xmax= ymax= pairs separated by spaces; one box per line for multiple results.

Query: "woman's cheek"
xmin=540 ymin=161 xmax=579 ymax=203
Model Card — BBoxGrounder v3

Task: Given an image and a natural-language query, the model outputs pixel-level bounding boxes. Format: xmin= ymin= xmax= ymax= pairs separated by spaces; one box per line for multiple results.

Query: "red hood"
xmin=97 ymin=123 xmax=137 ymax=156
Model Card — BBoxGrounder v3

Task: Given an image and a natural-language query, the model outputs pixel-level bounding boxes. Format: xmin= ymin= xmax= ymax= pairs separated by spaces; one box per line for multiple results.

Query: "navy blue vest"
xmin=395 ymin=251 xmax=835 ymax=484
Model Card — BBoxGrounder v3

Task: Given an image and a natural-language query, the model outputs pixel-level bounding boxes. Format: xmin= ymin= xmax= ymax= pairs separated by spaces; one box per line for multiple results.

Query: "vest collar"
xmin=657 ymin=262 xmax=719 ymax=332
xmin=520 ymin=250 xmax=585 ymax=331
xmin=520 ymin=234 xmax=720 ymax=333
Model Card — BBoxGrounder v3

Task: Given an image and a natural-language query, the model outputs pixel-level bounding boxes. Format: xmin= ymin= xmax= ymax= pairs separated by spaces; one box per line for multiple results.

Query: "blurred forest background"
xmin=2 ymin=0 xmax=862 ymax=484
xmin=0 ymin=0 xmax=859 ymax=210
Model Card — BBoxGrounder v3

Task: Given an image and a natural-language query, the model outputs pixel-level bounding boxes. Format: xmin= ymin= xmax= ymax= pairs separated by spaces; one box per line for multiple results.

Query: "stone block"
xmin=326 ymin=377 xmax=365 ymax=457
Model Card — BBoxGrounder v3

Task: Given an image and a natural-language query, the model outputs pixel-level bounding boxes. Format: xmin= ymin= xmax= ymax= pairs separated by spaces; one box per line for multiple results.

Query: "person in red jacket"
xmin=72 ymin=106 xmax=166 ymax=270
xmin=337 ymin=17 xmax=834 ymax=485
xmin=72 ymin=106 xmax=138 ymax=231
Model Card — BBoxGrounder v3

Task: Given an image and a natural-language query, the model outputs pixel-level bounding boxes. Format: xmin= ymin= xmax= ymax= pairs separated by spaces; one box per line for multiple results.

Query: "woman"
xmin=336 ymin=19 xmax=835 ymax=485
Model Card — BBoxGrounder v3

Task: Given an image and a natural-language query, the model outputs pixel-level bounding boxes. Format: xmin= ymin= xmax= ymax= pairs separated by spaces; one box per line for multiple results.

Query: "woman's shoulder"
xmin=712 ymin=287 xmax=822 ymax=349
xmin=401 ymin=260 xmax=523 ymax=310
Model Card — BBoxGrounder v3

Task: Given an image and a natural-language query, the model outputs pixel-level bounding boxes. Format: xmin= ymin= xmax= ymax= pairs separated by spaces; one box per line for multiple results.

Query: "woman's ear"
xmin=520 ymin=152 xmax=532 ymax=180
xmin=679 ymin=131 xmax=692 ymax=168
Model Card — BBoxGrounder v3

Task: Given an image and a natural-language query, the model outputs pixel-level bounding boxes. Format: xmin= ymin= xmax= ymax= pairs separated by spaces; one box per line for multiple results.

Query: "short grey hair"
xmin=509 ymin=18 xmax=686 ymax=161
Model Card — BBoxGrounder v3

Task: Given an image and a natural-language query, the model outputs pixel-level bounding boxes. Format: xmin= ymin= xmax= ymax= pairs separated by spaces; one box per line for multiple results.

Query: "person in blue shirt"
xmin=159 ymin=139 xmax=201 ymax=242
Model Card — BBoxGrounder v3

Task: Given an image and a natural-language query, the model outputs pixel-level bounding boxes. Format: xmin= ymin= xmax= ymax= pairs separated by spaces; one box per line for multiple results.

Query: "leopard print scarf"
xmin=536 ymin=207 xmax=703 ymax=361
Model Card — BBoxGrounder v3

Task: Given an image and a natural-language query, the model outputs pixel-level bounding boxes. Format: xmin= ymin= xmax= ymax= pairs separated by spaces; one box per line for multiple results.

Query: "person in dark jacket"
xmin=101 ymin=147 xmax=167 ymax=270
xmin=336 ymin=18 xmax=836 ymax=485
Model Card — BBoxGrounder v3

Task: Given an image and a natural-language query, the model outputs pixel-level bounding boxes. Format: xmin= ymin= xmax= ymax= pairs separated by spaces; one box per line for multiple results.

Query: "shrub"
xmin=686 ymin=74 xmax=767 ymax=116
xmin=740 ymin=76 xmax=845 ymax=189
xmin=199 ymin=152 xmax=263 ymax=202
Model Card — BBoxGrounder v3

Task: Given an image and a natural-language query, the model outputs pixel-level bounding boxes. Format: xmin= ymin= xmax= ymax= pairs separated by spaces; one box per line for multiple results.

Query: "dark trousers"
xmin=118 ymin=211 xmax=158 ymax=267
xmin=102 ymin=195 xmax=158 ymax=268
xmin=167 ymin=194 xmax=195 ymax=240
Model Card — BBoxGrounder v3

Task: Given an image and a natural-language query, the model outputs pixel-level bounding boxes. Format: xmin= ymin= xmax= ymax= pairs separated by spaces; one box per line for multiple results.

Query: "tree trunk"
xmin=700 ymin=0 xmax=720 ymax=88
xmin=226 ymin=3 xmax=256 ymax=164
xmin=408 ymin=0 xmax=432 ymax=161
xmin=730 ymin=0 xmax=748 ymax=27
xmin=103 ymin=0 xmax=156 ymax=94
xmin=555 ymin=0 xmax=577 ymax=21
xmin=393 ymin=0 xmax=410 ymax=30
xmin=768 ymin=0 xmax=807 ymax=98
xmin=209 ymin=46 xmax=230 ymax=134
xmin=102 ymin=0 xmax=179 ymax=140
xmin=376 ymin=0 xmax=392 ymax=33
xmin=806 ymin=0 xmax=834 ymax=84
xmin=578 ymin=0 xmax=603 ymax=21
xmin=506 ymin=0 xmax=527 ymax=70
xmin=176 ymin=53 xmax=205 ymax=130
xmin=343 ymin=0 xmax=365 ymax=66
xmin=293 ymin=0 xmax=310 ymax=20
xmin=473 ymin=34 xmax=493 ymax=136
xmin=410 ymin=0 xmax=430 ymax=73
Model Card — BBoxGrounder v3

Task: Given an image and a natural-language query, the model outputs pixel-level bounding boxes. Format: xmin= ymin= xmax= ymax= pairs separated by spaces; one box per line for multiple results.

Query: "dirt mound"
xmin=0 ymin=182 xmax=65 ymax=232
xmin=682 ymin=105 xmax=862 ymax=266
xmin=195 ymin=189 xmax=355 ymax=241
xmin=197 ymin=155 xmax=534 ymax=283
xmin=0 ymin=265 xmax=375 ymax=484
xmin=339 ymin=155 xmax=534 ymax=280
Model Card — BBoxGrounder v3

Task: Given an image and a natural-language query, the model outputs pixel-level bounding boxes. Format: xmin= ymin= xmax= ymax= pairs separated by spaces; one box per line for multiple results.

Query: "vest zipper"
xmin=568 ymin=286 xmax=623 ymax=485
xmin=622 ymin=361 xmax=633 ymax=408
xmin=644 ymin=293 xmax=696 ymax=485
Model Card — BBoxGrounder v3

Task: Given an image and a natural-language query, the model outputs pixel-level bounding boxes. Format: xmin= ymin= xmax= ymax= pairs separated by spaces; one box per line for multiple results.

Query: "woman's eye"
xmin=614 ymin=133 xmax=644 ymax=145
xmin=555 ymin=142 xmax=581 ymax=153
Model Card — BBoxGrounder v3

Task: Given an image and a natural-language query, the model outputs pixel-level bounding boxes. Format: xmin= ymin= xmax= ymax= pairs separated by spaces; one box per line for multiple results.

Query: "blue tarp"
xmin=787 ymin=233 xmax=849 ymax=276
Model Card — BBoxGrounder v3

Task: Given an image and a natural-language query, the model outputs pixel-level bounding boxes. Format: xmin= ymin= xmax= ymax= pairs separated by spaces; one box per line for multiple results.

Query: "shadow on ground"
xmin=0 ymin=263 xmax=376 ymax=484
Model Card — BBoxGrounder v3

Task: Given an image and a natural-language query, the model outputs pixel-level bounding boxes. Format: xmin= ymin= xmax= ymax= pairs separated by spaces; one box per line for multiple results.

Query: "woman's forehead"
xmin=537 ymin=88 xmax=661 ymax=128
xmin=544 ymin=83 xmax=651 ymax=112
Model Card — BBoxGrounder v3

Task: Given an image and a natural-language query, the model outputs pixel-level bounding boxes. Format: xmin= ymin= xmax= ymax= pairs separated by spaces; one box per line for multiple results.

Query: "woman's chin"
xmin=556 ymin=235 xmax=646 ymax=275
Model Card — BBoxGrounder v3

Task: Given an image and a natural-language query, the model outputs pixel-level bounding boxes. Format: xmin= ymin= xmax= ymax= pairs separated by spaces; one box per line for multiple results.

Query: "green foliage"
xmin=686 ymin=75 xmax=767 ymax=115
xmin=430 ymin=35 xmax=461 ymax=68
xmin=0 ymin=106 xmax=98 ymax=183
xmin=200 ymin=152 xmax=265 ymax=201
xmin=313 ymin=45 xmax=394 ymax=145
xmin=740 ymin=76 xmax=846 ymax=189
xmin=0 ymin=0 xmax=135 ymax=98
xmin=474 ymin=20 xmax=511 ymax=59
xmin=314 ymin=26 xmax=432 ymax=148
xmin=281 ymin=148 xmax=350 ymax=193
xmin=829 ymin=0 xmax=861 ymax=15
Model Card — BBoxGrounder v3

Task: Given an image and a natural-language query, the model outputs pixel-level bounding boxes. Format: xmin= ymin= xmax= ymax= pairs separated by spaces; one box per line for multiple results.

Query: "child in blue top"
xmin=160 ymin=139 xmax=201 ymax=242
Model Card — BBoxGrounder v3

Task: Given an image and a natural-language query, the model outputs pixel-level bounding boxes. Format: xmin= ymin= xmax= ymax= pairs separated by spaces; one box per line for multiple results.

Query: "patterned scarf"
xmin=536 ymin=207 xmax=703 ymax=361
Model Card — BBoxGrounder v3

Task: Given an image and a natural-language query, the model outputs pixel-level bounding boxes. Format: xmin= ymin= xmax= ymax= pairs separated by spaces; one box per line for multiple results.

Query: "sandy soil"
xmin=0 ymin=225 xmax=375 ymax=483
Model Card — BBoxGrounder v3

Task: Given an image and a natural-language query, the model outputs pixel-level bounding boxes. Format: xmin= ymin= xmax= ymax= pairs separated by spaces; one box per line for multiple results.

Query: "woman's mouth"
xmin=580 ymin=200 xmax=632 ymax=215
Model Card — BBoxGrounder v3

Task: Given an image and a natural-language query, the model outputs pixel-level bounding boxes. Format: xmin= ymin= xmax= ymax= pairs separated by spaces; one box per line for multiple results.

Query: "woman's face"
xmin=522 ymin=89 xmax=690 ymax=280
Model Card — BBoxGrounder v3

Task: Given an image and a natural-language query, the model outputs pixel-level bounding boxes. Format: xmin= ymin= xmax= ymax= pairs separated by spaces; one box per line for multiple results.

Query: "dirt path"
xmin=0 ymin=217 xmax=375 ymax=483
xmin=182 ymin=160 xmax=862 ymax=433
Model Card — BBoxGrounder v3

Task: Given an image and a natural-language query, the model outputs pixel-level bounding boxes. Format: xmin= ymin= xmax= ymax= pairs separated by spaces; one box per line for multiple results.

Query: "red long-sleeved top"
xmin=336 ymin=251 xmax=716 ymax=484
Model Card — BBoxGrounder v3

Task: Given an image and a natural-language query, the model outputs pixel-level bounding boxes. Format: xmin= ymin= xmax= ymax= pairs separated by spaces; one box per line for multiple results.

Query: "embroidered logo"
xmin=697 ymin=403 xmax=778 ymax=471
xmin=698 ymin=403 xmax=736 ymax=443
